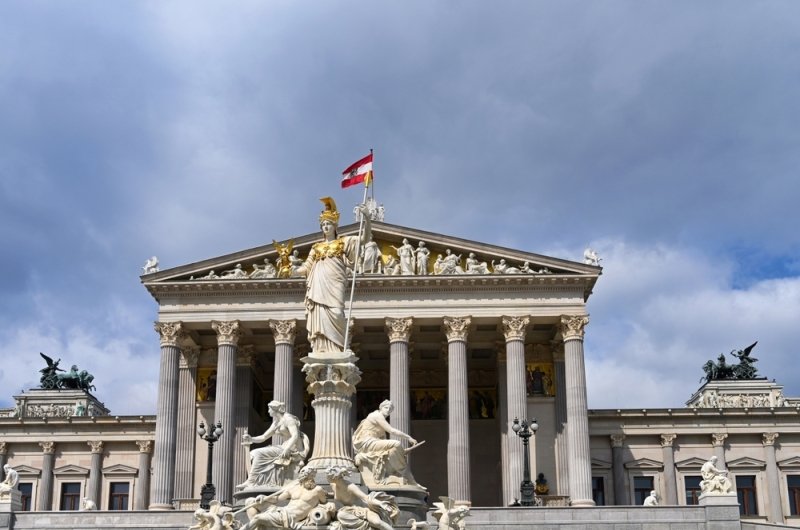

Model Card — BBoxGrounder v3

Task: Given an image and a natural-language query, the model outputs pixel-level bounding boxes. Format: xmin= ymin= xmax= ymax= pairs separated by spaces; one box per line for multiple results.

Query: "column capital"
xmin=269 ymin=319 xmax=297 ymax=346
xmin=136 ymin=440 xmax=153 ymax=454
xmin=212 ymin=320 xmax=241 ymax=346
xmin=154 ymin=321 xmax=185 ymax=347
xmin=179 ymin=346 xmax=200 ymax=368
xmin=87 ymin=441 xmax=104 ymax=454
xmin=711 ymin=433 xmax=728 ymax=447
xmin=385 ymin=317 xmax=413 ymax=343
xmin=560 ymin=315 xmax=589 ymax=341
xmin=762 ymin=432 xmax=779 ymax=446
xmin=610 ymin=434 xmax=625 ymax=448
xmin=39 ymin=441 xmax=56 ymax=454
xmin=660 ymin=434 xmax=677 ymax=447
xmin=443 ymin=316 xmax=471 ymax=343
xmin=501 ymin=316 xmax=529 ymax=342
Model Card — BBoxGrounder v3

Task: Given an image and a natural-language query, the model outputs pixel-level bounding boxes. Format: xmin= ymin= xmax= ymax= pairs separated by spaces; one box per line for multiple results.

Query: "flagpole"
xmin=343 ymin=152 xmax=372 ymax=352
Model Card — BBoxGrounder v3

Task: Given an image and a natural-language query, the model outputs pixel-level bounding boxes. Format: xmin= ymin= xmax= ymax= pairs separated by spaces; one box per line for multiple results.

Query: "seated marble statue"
xmin=700 ymin=456 xmax=733 ymax=494
xmin=238 ymin=400 xmax=310 ymax=490
xmin=250 ymin=259 xmax=278 ymax=279
xmin=241 ymin=467 xmax=331 ymax=530
xmin=0 ymin=465 xmax=18 ymax=498
xmin=465 ymin=253 xmax=489 ymax=274
xmin=327 ymin=467 xmax=399 ymax=530
xmin=221 ymin=264 xmax=248 ymax=279
xmin=643 ymin=490 xmax=658 ymax=506
xmin=353 ymin=400 xmax=422 ymax=488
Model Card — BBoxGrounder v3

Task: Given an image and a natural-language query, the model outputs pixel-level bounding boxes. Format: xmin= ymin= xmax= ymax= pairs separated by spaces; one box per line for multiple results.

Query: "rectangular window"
xmin=787 ymin=475 xmax=800 ymax=516
xmin=685 ymin=475 xmax=702 ymax=505
xmin=592 ymin=476 xmax=606 ymax=506
xmin=634 ymin=476 xmax=654 ymax=506
xmin=59 ymin=482 xmax=81 ymax=511
xmin=108 ymin=482 xmax=130 ymax=510
xmin=736 ymin=475 xmax=758 ymax=516
xmin=18 ymin=483 xmax=32 ymax=511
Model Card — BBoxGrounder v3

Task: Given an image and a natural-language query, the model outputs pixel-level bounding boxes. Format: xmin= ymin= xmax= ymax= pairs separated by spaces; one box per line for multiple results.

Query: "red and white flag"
xmin=341 ymin=153 xmax=373 ymax=188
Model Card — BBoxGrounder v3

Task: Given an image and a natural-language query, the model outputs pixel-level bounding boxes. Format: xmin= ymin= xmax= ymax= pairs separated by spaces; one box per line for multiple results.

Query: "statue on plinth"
xmin=80 ymin=497 xmax=97 ymax=510
xmin=0 ymin=465 xmax=18 ymax=498
xmin=237 ymin=400 xmax=310 ymax=490
xmin=353 ymin=400 xmax=422 ymax=488
xmin=327 ymin=466 xmax=399 ymax=530
xmin=240 ymin=467 xmax=332 ymax=530
xmin=643 ymin=490 xmax=658 ymax=506
xmin=700 ymin=456 xmax=733 ymax=494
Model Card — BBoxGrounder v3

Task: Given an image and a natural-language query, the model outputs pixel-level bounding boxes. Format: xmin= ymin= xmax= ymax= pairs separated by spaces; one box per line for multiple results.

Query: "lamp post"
xmin=512 ymin=417 xmax=538 ymax=506
xmin=197 ymin=420 xmax=223 ymax=510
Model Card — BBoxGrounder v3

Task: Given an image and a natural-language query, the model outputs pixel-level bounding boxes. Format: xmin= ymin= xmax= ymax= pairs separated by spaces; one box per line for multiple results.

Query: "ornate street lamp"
xmin=197 ymin=420 xmax=223 ymax=510
xmin=512 ymin=417 xmax=538 ymax=506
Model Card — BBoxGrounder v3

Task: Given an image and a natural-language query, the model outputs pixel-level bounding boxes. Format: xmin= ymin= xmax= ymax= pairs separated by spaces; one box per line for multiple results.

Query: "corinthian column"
xmin=444 ymin=316 xmax=471 ymax=503
xmin=610 ymin=434 xmax=626 ymax=505
xmin=711 ymin=433 xmax=728 ymax=467
xmin=560 ymin=315 xmax=594 ymax=506
xmin=211 ymin=320 xmax=240 ymax=505
xmin=174 ymin=347 xmax=199 ymax=500
xmin=150 ymin=321 xmax=184 ymax=509
xmin=37 ymin=442 xmax=56 ymax=511
xmin=234 ymin=346 xmax=255 ymax=488
xmin=134 ymin=441 xmax=153 ymax=510
xmin=660 ymin=434 xmax=678 ymax=505
xmin=270 ymin=319 xmax=297 ymax=441
xmin=502 ymin=315 xmax=529 ymax=504
xmin=497 ymin=348 xmax=513 ymax=505
xmin=86 ymin=441 xmax=104 ymax=507
xmin=763 ymin=433 xmax=783 ymax=523
xmin=386 ymin=317 xmax=413 ymax=448
xmin=552 ymin=342 xmax=569 ymax=497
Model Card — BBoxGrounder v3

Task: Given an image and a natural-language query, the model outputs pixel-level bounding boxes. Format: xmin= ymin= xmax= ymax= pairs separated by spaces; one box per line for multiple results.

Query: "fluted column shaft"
xmin=561 ymin=315 xmax=594 ymax=506
xmin=386 ymin=317 xmax=413 ymax=449
xmin=37 ymin=442 xmax=55 ymax=511
xmin=611 ymin=435 xmax=627 ymax=505
xmin=497 ymin=351 xmax=513 ymax=505
xmin=234 ymin=348 xmax=254 ymax=488
xmin=270 ymin=320 xmax=297 ymax=446
xmin=87 ymin=441 xmax=104 ymax=507
xmin=151 ymin=322 xmax=184 ymax=509
xmin=0 ymin=443 xmax=7 ymax=482
xmin=660 ymin=434 xmax=678 ymax=505
xmin=444 ymin=316 xmax=471 ymax=503
xmin=502 ymin=316 xmax=529 ymax=505
xmin=763 ymin=433 xmax=783 ymax=523
xmin=135 ymin=441 xmax=153 ymax=510
xmin=711 ymin=434 xmax=728 ymax=468
xmin=211 ymin=320 xmax=240 ymax=505
xmin=553 ymin=346 xmax=569 ymax=497
xmin=174 ymin=348 xmax=198 ymax=500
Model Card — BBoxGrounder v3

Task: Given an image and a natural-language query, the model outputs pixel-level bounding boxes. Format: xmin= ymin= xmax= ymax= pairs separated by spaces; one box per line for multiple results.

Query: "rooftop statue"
xmin=701 ymin=341 xmax=760 ymax=383
xmin=38 ymin=353 xmax=96 ymax=392
xmin=415 ymin=241 xmax=430 ymax=275
xmin=391 ymin=238 xmax=416 ymax=275
xmin=142 ymin=256 xmax=160 ymax=274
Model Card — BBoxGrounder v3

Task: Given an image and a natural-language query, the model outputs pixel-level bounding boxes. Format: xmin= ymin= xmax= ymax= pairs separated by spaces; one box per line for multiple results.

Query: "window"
xmin=736 ymin=475 xmax=758 ymax=516
xmin=787 ymin=475 xmax=800 ymax=516
xmin=108 ymin=482 xmax=130 ymax=510
xmin=684 ymin=475 xmax=702 ymax=505
xmin=633 ymin=476 xmax=654 ymax=506
xmin=18 ymin=483 xmax=32 ymax=511
xmin=592 ymin=476 xmax=606 ymax=505
xmin=59 ymin=482 xmax=81 ymax=511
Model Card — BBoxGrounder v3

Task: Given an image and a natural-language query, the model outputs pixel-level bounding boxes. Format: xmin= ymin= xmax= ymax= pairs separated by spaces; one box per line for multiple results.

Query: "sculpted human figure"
xmin=700 ymin=456 xmax=733 ymax=494
xmin=221 ymin=264 xmax=248 ymax=279
xmin=353 ymin=399 xmax=421 ymax=487
xmin=327 ymin=467 xmax=399 ymax=530
xmin=250 ymin=259 xmax=278 ymax=279
xmin=0 ymin=465 xmax=18 ymax=498
xmin=432 ymin=497 xmax=470 ymax=530
xmin=190 ymin=500 xmax=237 ymax=530
xmin=492 ymin=258 xmax=520 ymax=274
xmin=415 ymin=241 xmax=430 ymax=275
xmin=643 ymin=490 xmax=658 ymax=506
xmin=391 ymin=238 xmax=416 ymax=275
xmin=293 ymin=198 xmax=371 ymax=354
xmin=241 ymin=467 xmax=329 ymax=530
xmin=442 ymin=249 xmax=464 ymax=274
xmin=238 ymin=400 xmax=310 ymax=489
xmin=433 ymin=255 xmax=445 ymax=275
xmin=384 ymin=256 xmax=401 ymax=276
xmin=465 ymin=253 xmax=489 ymax=274
xmin=362 ymin=240 xmax=381 ymax=274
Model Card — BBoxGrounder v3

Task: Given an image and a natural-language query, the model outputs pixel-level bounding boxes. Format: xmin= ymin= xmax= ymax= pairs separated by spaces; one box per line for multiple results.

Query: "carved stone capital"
xmin=560 ymin=315 xmax=589 ymax=341
xmin=269 ymin=319 xmax=297 ymax=346
xmin=39 ymin=441 xmax=55 ymax=454
xmin=660 ymin=434 xmax=677 ymax=448
xmin=87 ymin=441 xmax=104 ymax=454
xmin=762 ymin=432 xmax=779 ymax=446
xmin=711 ymin=433 xmax=728 ymax=447
xmin=302 ymin=362 xmax=362 ymax=398
xmin=237 ymin=345 xmax=255 ymax=366
xmin=443 ymin=316 xmax=471 ymax=343
xmin=212 ymin=320 xmax=241 ymax=346
xmin=154 ymin=321 xmax=185 ymax=347
xmin=136 ymin=440 xmax=153 ymax=454
xmin=610 ymin=434 xmax=625 ymax=448
xmin=179 ymin=347 xmax=200 ymax=368
xmin=385 ymin=317 xmax=413 ymax=343
xmin=0 ymin=442 xmax=7 ymax=455
xmin=501 ymin=316 xmax=529 ymax=342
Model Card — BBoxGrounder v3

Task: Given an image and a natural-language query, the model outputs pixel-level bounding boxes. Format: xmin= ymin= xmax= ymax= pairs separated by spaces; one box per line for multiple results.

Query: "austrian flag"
xmin=341 ymin=153 xmax=373 ymax=188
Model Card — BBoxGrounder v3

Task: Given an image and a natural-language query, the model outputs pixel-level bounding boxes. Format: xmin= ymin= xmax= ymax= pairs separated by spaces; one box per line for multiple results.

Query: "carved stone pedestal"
xmin=302 ymin=354 xmax=361 ymax=471
xmin=0 ymin=490 xmax=22 ymax=512
xmin=371 ymin=486 xmax=429 ymax=526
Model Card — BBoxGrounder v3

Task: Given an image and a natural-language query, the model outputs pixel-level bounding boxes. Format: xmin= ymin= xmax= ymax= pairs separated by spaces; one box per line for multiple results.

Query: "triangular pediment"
xmin=12 ymin=465 xmax=41 ymax=477
xmin=592 ymin=458 xmax=612 ymax=469
xmin=53 ymin=464 xmax=90 ymax=475
xmin=727 ymin=456 xmax=765 ymax=469
xmin=624 ymin=457 xmax=664 ymax=470
xmin=778 ymin=456 xmax=800 ymax=468
xmin=676 ymin=457 xmax=709 ymax=469
xmin=102 ymin=464 xmax=138 ymax=476
xmin=142 ymin=221 xmax=600 ymax=295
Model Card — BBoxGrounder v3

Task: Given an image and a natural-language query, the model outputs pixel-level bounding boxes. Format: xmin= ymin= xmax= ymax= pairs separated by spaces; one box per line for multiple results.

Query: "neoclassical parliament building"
xmin=2 ymin=212 xmax=800 ymax=528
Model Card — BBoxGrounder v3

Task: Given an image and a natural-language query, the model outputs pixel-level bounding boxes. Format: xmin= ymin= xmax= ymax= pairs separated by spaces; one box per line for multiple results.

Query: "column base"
xmin=148 ymin=503 xmax=175 ymax=510
xmin=570 ymin=498 xmax=597 ymax=507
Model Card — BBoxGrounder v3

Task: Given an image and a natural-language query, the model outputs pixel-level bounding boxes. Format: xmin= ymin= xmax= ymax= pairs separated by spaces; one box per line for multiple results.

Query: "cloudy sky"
xmin=1 ymin=2 xmax=798 ymax=415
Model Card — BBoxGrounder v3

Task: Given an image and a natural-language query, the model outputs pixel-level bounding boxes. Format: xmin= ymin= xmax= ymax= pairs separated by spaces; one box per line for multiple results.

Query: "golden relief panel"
xmin=525 ymin=362 xmax=555 ymax=397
